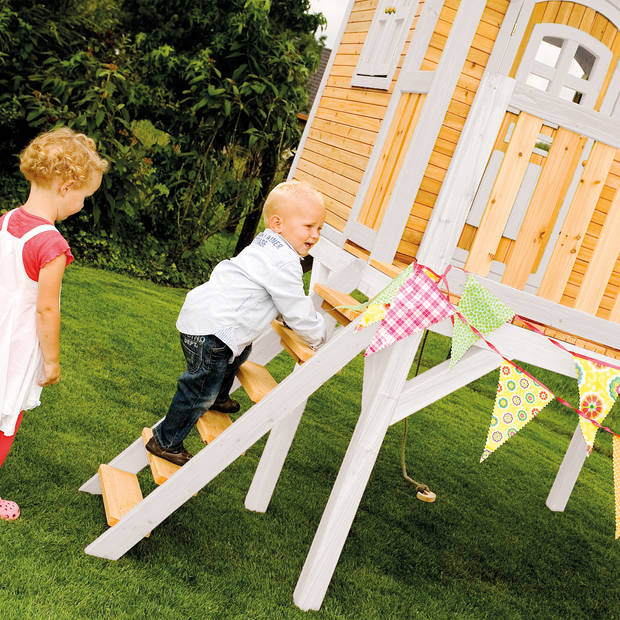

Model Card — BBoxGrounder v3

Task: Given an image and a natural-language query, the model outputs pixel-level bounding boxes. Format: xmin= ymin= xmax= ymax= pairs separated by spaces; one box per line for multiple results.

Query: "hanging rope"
xmin=400 ymin=329 xmax=436 ymax=501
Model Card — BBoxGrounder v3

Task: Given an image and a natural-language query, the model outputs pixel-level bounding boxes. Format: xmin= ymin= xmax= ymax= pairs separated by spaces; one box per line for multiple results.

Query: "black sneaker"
xmin=210 ymin=398 xmax=240 ymax=414
xmin=145 ymin=436 xmax=192 ymax=466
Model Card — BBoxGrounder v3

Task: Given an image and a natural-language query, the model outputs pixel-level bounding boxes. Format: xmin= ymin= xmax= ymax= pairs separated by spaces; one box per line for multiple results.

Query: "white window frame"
xmin=515 ymin=23 xmax=612 ymax=109
xmin=351 ymin=0 xmax=419 ymax=90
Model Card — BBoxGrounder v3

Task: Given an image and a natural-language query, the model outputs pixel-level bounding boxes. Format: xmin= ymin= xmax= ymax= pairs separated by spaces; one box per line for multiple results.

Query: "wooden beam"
xmin=372 ymin=0 xmax=490 ymax=264
xmin=418 ymin=73 xmax=516 ymax=270
xmin=294 ymin=333 xmax=423 ymax=611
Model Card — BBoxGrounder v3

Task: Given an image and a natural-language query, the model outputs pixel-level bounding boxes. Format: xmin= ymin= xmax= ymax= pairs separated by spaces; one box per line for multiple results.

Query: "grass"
xmin=1 ymin=264 xmax=618 ymax=619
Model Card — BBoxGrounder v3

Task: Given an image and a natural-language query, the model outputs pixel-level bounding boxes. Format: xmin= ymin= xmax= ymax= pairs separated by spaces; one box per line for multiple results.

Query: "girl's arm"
xmin=36 ymin=254 xmax=67 ymax=386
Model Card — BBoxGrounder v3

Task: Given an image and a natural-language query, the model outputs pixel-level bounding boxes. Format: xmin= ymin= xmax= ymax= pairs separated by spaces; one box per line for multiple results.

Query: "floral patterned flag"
xmin=481 ymin=362 xmax=555 ymax=462
xmin=614 ymin=434 xmax=620 ymax=539
xmin=365 ymin=262 xmax=454 ymax=356
xmin=573 ymin=355 xmax=620 ymax=454
xmin=450 ymin=277 xmax=514 ymax=367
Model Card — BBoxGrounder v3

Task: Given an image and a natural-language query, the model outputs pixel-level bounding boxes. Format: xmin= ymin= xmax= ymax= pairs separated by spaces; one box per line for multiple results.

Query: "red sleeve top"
xmin=0 ymin=207 xmax=74 ymax=282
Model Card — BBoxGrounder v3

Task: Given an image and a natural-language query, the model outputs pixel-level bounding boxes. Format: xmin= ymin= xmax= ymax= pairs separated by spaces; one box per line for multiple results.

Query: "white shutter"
xmin=354 ymin=0 xmax=417 ymax=87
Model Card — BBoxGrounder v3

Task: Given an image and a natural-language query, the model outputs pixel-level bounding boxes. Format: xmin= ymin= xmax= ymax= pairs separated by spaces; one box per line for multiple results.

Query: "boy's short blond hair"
xmin=20 ymin=127 xmax=109 ymax=188
xmin=263 ymin=180 xmax=324 ymax=225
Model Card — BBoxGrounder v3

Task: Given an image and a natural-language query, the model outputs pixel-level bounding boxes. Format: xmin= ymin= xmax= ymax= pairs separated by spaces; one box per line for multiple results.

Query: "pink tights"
xmin=0 ymin=411 xmax=23 ymax=468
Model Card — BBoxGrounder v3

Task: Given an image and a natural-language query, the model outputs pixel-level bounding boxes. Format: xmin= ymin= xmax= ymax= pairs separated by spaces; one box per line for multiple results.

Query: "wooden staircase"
xmin=95 ymin=318 xmax=320 ymax=536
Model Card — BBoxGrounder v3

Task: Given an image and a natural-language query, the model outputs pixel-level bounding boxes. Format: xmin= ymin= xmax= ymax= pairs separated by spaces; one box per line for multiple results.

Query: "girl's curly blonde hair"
xmin=20 ymin=127 xmax=109 ymax=188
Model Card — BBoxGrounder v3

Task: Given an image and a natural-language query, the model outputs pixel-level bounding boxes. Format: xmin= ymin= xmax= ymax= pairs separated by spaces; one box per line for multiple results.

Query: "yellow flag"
xmin=481 ymin=363 xmax=554 ymax=461
xmin=573 ymin=356 xmax=620 ymax=454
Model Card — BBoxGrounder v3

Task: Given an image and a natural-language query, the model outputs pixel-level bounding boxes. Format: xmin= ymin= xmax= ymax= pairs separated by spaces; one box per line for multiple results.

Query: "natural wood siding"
xmin=292 ymin=0 xmax=423 ymax=231
xmin=509 ymin=1 xmax=620 ymax=111
xmin=559 ymin=151 xmax=620 ymax=319
xmin=394 ymin=0 xmax=510 ymax=263
xmin=356 ymin=93 xmax=425 ymax=229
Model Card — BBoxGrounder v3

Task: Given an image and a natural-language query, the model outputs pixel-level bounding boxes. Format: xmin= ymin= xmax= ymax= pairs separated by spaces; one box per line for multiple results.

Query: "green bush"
xmin=0 ymin=0 xmax=324 ymax=286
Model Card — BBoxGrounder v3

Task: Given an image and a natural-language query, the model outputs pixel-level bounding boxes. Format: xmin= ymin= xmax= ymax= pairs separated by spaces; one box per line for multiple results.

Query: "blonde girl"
xmin=0 ymin=127 xmax=108 ymax=520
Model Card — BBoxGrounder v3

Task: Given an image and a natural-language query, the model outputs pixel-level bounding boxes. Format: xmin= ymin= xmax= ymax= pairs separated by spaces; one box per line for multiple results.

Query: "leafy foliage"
xmin=0 ymin=0 xmax=324 ymax=286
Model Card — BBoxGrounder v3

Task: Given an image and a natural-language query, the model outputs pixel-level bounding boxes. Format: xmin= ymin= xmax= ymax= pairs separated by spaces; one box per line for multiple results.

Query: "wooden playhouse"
xmin=81 ymin=0 xmax=620 ymax=612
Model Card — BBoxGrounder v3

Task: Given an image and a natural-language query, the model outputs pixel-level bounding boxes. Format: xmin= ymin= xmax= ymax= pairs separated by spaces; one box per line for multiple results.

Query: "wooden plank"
xmin=465 ymin=112 xmax=543 ymax=276
xmin=303 ymin=137 xmax=369 ymax=170
xmin=546 ymin=426 xmax=589 ymax=512
xmin=141 ymin=427 xmax=181 ymax=485
xmin=236 ymin=361 xmax=278 ymax=403
xmin=538 ymin=142 xmax=617 ymax=302
xmin=319 ymin=96 xmax=387 ymax=121
xmin=271 ymin=320 xmax=315 ymax=364
xmin=574 ymin=188 xmax=620 ymax=313
xmin=195 ymin=411 xmax=233 ymax=444
xmin=98 ymin=464 xmax=146 ymax=532
xmin=579 ymin=7 xmax=597 ymax=32
xmin=321 ymin=86 xmax=391 ymax=108
xmin=501 ymin=128 xmax=586 ymax=288
xmin=295 ymin=159 xmax=359 ymax=204
xmin=314 ymin=106 xmax=382 ymax=132
xmin=313 ymin=283 xmax=361 ymax=325
xmin=301 ymin=141 xmax=364 ymax=182
xmin=310 ymin=119 xmax=377 ymax=148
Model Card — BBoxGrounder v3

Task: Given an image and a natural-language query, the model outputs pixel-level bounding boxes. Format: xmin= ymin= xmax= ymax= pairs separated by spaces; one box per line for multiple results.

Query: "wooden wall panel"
xmin=395 ymin=0 xmax=510 ymax=264
xmin=292 ymin=0 xmax=423 ymax=231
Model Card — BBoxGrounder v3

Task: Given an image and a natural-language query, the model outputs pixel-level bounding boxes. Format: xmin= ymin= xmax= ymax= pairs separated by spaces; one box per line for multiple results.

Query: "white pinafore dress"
xmin=0 ymin=209 xmax=57 ymax=436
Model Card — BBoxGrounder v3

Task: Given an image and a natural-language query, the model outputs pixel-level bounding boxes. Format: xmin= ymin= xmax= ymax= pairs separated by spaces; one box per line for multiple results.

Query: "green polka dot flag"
xmin=450 ymin=276 xmax=514 ymax=367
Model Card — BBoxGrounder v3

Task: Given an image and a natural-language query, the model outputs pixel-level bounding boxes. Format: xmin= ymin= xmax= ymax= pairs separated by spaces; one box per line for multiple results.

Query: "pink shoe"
xmin=0 ymin=497 xmax=20 ymax=521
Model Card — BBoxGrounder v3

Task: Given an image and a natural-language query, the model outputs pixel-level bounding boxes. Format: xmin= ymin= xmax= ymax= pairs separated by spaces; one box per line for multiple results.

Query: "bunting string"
xmin=451 ymin=308 xmax=619 ymax=440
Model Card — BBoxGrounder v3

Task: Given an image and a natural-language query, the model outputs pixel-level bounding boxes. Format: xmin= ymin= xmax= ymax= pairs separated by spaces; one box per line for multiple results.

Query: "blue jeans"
xmin=153 ymin=334 xmax=251 ymax=451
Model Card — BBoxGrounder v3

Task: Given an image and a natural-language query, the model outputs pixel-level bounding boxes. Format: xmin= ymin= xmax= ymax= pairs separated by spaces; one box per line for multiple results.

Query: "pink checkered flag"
xmin=365 ymin=263 xmax=455 ymax=356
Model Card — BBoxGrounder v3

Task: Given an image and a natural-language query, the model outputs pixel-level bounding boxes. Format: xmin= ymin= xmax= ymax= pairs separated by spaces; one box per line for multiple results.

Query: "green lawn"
xmin=1 ymin=264 xmax=618 ymax=619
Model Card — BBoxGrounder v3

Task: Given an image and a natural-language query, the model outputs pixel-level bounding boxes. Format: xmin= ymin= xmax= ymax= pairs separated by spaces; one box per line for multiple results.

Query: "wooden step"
xmin=313 ymin=283 xmax=362 ymax=325
xmin=237 ymin=361 xmax=278 ymax=402
xmin=271 ymin=320 xmax=315 ymax=364
xmin=141 ymin=427 xmax=181 ymax=485
xmin=98 ymin=464 xmax=148 ymax=536
xmin=196 ymin=410 xmax=233 ymax=443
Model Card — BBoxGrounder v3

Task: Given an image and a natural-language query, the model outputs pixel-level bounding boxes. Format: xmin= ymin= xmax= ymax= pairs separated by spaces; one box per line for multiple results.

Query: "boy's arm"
xmin=36 ymin=254 xmax=67 ymax=386
xmin=267 ymin=260 xmax=326 ymax=349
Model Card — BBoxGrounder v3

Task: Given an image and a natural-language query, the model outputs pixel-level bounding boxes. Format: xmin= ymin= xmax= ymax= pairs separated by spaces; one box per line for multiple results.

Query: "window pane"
xmin=526 ymin=73 xmax=550 ymax=91
xmin=559 ymin=86 xmax=583 ymax=104
xmin=569 ymin=45 xmax=596 ymax=80
xmin=535 ymin=36 xmax=563 ymax=67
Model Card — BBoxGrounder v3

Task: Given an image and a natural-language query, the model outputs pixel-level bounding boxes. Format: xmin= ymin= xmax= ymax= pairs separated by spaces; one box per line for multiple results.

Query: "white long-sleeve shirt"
xmin=176 ymin=229 xmax=326 ymax=358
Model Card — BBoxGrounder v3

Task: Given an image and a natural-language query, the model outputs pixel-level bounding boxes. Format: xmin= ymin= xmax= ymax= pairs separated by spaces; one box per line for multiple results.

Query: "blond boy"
xmin=147 ymin=180 xmax=327 ymax=465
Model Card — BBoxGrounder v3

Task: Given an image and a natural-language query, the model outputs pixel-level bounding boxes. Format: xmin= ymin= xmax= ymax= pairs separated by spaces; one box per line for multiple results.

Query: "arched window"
xmin=516 ymin=23 xmax=612 ymax=108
